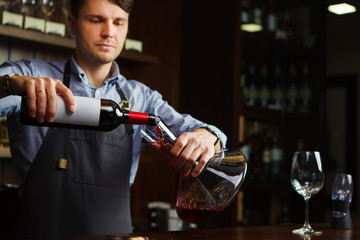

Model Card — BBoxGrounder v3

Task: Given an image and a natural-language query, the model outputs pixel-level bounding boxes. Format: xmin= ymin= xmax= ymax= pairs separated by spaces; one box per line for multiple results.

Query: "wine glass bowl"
xmin=290 ymin=151 xmax=324 ymax=235
xmin=140 ymin=119 xmax=176 ymax=155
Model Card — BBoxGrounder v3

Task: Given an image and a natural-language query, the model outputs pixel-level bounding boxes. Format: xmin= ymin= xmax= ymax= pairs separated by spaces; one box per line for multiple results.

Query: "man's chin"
xmin=94 ymin=55 xmax=118 ymax=64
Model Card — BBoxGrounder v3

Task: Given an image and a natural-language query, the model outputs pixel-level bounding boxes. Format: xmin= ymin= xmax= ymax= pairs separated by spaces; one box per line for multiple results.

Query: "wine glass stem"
xmin=304 ymin=197 xmax=310 ymax=229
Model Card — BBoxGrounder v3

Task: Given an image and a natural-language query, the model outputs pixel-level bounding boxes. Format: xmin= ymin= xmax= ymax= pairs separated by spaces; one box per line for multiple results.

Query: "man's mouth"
xmin=97 ymin=43 xmax=115 ymax=50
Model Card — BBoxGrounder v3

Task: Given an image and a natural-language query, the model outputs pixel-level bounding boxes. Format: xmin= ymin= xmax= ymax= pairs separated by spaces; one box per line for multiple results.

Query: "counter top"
xmin=44 ymin=223 xmax=359 ymax=240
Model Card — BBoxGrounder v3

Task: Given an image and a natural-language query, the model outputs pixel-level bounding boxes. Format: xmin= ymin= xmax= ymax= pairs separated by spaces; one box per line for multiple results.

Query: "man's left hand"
xmin=169 ymin=128 xmax=221 ymax=177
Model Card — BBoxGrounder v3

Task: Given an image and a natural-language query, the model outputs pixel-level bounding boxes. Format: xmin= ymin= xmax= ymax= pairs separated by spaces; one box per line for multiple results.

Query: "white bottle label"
xmin=55 ymin=96 xmax=100 ymax=127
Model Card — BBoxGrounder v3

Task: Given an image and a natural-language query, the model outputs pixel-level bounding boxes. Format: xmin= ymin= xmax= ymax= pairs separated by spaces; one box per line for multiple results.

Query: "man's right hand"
xmin=2 ymin=74 xmax=75 ymax=123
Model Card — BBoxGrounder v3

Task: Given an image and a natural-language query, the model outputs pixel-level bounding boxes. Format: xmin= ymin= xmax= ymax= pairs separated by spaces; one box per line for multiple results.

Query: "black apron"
xmin=18 ymin=61 xmax=134 ymax=239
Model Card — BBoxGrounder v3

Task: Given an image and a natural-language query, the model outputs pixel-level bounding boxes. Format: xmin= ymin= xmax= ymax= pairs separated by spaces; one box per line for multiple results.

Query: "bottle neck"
xmin=123 ymin=111 xmax=157 ymax=126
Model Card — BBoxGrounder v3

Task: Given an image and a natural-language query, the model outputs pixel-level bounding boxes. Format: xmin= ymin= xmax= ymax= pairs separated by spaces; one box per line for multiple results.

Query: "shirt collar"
xmin=70 ymin=55 xmax=121 ymax=87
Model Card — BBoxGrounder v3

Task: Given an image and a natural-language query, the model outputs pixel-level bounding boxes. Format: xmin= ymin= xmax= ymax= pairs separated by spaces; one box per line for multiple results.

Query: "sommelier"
xmin=0 ymin=0 xmax=226 ymax=238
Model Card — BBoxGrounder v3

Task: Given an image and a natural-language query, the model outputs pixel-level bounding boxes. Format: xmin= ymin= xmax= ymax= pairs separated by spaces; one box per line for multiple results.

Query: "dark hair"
xmin=71 ymin=0 xmax=134 ymax=19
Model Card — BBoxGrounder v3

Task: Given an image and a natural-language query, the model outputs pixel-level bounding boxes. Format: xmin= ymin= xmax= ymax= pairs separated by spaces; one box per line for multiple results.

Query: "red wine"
xmin=175 ymin=206 xmax=219 ymax=222
xmin=20 ymin=96 xmax=157 ymax=131
xmin=147 ymin=124 xmax=175 ymax=154
xmin=148 ymin=141 xmax=173 ymax=155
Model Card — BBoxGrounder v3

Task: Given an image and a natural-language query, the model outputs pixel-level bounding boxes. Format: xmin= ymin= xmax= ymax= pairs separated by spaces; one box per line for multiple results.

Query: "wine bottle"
xmin=20 ymin=95 xmax=157 ymax=131
xmin=246 ymin=61 xmax=258 ymax=107
xmin=298 ymin=60 xmax=312 ymax=113
xmin=266 ymin=0 xmax=276 ymax=35
xmin=286 ymin=62 xmax=298 ymax=112
xmin=268 ymin=63 xmax=284 ymax=110
xmin=259 ymin=62 xmax=269 ymax=108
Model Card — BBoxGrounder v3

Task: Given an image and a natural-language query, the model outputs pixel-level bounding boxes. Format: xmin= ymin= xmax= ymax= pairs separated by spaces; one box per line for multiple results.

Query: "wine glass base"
xmin=292 ymin=227 xmax=322 ymax=236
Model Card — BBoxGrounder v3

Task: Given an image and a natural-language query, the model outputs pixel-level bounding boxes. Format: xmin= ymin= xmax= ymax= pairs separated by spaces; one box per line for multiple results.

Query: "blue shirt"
xmin=0 ymin=56 xmax=227 ymax=185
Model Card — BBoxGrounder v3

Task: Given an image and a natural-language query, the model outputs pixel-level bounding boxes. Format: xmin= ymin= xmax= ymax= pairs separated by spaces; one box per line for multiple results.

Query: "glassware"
xmin=140 ymin=118 xmax=176 ymax=155
xmin=290 ymin=151 xmax=324 ymax=235
xmin=5 ymin=0 xmax=22 ymax=14
xmin=331 ymin=173 xmax=353 ymax=229
xmin=40 ymin=0 xmax=54 ymax=20
xmin=176 ymin=150 xmax=247 ymax=222
xmin=141 ymin=121 xmax=247 ymax=223
xmin=21 ymin=0 xmax=37 ymax=17
xmin=0 ymin=0 xmax=11 ymax=13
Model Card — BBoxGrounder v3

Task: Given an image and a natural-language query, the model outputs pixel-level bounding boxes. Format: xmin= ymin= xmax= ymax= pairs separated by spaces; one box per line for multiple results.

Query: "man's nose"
xmin=101 ymin=22 xmax=115 ymax=38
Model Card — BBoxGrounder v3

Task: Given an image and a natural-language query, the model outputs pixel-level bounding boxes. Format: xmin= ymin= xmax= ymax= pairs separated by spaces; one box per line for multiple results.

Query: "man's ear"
xmin=68 ymin=14 xmax=76 ymax=36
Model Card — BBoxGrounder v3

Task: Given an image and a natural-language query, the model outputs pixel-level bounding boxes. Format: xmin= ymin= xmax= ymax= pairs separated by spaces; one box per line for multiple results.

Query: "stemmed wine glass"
xmin=290 ymin=151 xmax=324 ymax=235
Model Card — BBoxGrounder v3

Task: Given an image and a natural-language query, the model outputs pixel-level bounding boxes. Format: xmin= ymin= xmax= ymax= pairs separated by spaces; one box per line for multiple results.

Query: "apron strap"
xmin=63 ymin=60 xmax=71 ymax=87
xmin=63 ymin=60 xmax=134 ymax=134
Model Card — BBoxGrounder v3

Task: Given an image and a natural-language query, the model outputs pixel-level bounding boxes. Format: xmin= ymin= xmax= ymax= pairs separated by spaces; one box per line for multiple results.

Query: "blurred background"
xmin=0 ymin=0 xmax=358 ymax=235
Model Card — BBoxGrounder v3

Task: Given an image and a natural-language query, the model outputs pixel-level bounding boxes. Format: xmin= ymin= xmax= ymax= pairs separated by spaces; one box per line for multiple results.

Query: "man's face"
xmin=70 ymin=0 xmax=129 ymax=65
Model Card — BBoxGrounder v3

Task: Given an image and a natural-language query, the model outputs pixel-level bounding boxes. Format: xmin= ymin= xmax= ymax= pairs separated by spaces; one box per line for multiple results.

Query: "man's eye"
xmin=90 ymin=19 xmax=101 ymax=23
xmin=115 ymin=21 xmax=126 ymax=26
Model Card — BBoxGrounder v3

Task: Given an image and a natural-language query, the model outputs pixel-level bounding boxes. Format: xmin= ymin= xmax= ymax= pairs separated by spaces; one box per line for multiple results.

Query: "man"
xmin=0 ymin=0 xmax=226 ymax=238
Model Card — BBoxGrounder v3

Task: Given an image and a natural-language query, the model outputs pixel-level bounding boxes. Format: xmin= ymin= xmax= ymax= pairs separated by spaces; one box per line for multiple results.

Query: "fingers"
xmin=36 ymin=82 xmax=47 ymax=123
xmin=170 ymin=132 xmax=215 ymax=177
xmin=55 ymin=80 xmax=76 ymax=113
xmin=23 ymin=76 xmax=74 ymax=122
xmin=25 ymin=79 xmax=37 ymax=118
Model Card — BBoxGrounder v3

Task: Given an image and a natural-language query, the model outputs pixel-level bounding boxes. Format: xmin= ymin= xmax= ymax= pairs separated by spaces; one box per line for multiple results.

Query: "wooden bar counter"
xmin=46 ymin=223 xmax=359 ymax=240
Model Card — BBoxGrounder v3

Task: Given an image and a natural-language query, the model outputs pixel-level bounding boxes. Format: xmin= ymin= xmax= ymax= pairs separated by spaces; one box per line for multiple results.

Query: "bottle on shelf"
xmin=246 ymin=61 xmax=258 ymax=107
xmin=240 ymin=0 xmax=250 ymax=25
xmin=268 ymin=63 xmax=284 ymax=110
xmin=242 ymin=120 xmax=254 ymax=178
xmin=259 ymin=62 xmax=269 ymax=108
xmin=275 ymin=10 xmax=288 ymax=40
xmin=261 ymin=126 xmax=272 ymax=179
xmin=22 ymin=0 xmax=45 ymax=33
xmin=285 ymin=61 xmax=298 ymax=112
xmin=2 ymin=0 xmax=23 ymax=28
xmin=284 ymin=11 xmax=295 ymax=41
xmin=266 ymin=0 xmax=277 ymax=35
xmin=0 ymin=116 xmax=9 ymax=148
xmin=248 ymin=121 xmax=263 ymax=177
xmin=238 ymin=115 xmax=251 ymax=166
xmin=20 ymin=95 xmax=157 ymax=131
xmin=298 ymin=60 xmax=312 ymax=113
xmin=239 ymin=60 xmax=249 ymax=107
xmin=270 ymin=126 xmax=283 ymax=178
xmin=252 ymin=0 xmax=262 ymax=28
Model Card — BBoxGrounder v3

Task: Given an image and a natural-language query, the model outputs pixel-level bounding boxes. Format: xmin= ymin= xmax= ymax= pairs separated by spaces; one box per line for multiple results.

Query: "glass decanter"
xmin=140 ymin=119 xmax=247 ymax=222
